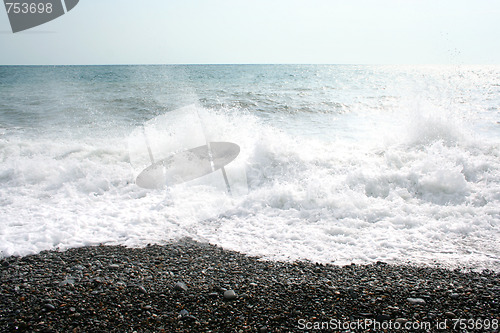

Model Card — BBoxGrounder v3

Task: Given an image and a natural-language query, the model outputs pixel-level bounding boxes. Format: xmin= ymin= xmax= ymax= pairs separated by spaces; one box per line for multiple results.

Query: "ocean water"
xmin=1 ymin=65 xmax=499 ymax=271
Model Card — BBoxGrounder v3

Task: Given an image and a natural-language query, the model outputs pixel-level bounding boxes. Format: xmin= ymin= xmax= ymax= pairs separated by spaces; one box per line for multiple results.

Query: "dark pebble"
xmin=72 ymin=264 xmax=84 ymax=271
xmin=44 ymin=304 xmax=56 ymax=311
xmin=407 ymin=297 xmax=426 ymax=305
xmin=445 ymin=311 xmax=456 ymax=318
xmin=376 ymin=314 xmax=392 ymax=321
xmin=395 ymin=318 xmax=409 ymax=325
xmin=173 ymin=281 xmax=188 ymax=292
xmin=223 ymin=289 xmax=237 ymax=300
xmin=59 ymin=278 xmax=74 ymax=286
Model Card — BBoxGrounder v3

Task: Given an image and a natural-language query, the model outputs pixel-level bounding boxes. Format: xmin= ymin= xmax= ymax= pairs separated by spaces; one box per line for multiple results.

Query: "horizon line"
xmin=1 ymin=63 xmax=499 ymax=67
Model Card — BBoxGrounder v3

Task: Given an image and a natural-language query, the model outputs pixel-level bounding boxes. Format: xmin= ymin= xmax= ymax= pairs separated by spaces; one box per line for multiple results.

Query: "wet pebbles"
xmin=1 ymin=239 xmax=498 ymax=332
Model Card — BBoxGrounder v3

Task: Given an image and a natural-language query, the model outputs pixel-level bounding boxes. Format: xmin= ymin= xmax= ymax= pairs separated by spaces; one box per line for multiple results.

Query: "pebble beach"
xmin=1 ymin=239 xmax=498 ymax=332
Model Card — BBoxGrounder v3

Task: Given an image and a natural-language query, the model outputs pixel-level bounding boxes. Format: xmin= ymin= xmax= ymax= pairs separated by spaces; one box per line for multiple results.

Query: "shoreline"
xmin=1 ymin=239 xmax=499 ymax=332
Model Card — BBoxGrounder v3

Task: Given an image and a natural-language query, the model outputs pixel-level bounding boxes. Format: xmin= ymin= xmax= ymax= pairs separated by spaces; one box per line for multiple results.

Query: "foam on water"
xmin=0 ymin=65 xmax=499 ymax=271
xmin=1 ymin=105 xmax=499 ymax=271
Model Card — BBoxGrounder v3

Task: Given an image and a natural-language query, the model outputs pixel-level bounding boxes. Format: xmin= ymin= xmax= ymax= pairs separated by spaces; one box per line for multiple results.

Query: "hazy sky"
xmin=1 ymin=0 xmax=499 ymax=65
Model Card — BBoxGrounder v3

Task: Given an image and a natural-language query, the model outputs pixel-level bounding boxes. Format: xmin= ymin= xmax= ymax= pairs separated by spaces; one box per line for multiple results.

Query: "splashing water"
xmin=0 ymin=65 xmax=499 ymax=271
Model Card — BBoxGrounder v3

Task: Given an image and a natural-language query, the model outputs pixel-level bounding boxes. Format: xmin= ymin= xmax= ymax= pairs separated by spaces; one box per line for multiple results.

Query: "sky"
xmin=0 ymin=0 xmax=499 ymax=65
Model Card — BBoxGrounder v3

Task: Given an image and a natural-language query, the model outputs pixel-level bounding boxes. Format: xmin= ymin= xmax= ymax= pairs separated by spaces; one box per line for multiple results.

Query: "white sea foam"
xmin=1 ymin=65 xmax=499 ymax=271
xmin=1 ymin=104 xmax=499 ymax=271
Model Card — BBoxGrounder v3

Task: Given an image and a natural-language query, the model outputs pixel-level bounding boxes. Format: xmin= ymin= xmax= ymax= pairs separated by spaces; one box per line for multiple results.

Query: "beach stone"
xmin=44 ymin=303 xmax=56 ymax=311
xmin=347 ymin=287 xmax=358 ymax=298
xmin=178 ymin=309 xmax=198 ymax=322
xmin=224 ymin=290 xmax=237 ymax=300
xmin=59 ymin=278 xmax=75 ymax=286
xmin=376 ymin=314 xmax=391 ymax=321
xmin=174 ymin=282 xmax=188 ymax=292
xmin=407 ymin=297 xmax=426 ymax=305
xmin=445 ymin=311 xmax=456 ymax=318
xmin=450 ymin=293 xmax=460 ymax=299
xmin=386 ymin=305 xmax=400 ymax=311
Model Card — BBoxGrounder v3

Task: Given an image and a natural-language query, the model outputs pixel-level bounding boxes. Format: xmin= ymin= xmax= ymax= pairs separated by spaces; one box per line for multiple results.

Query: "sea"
xmin=1 ymin=64 xmax=499 ymax=271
